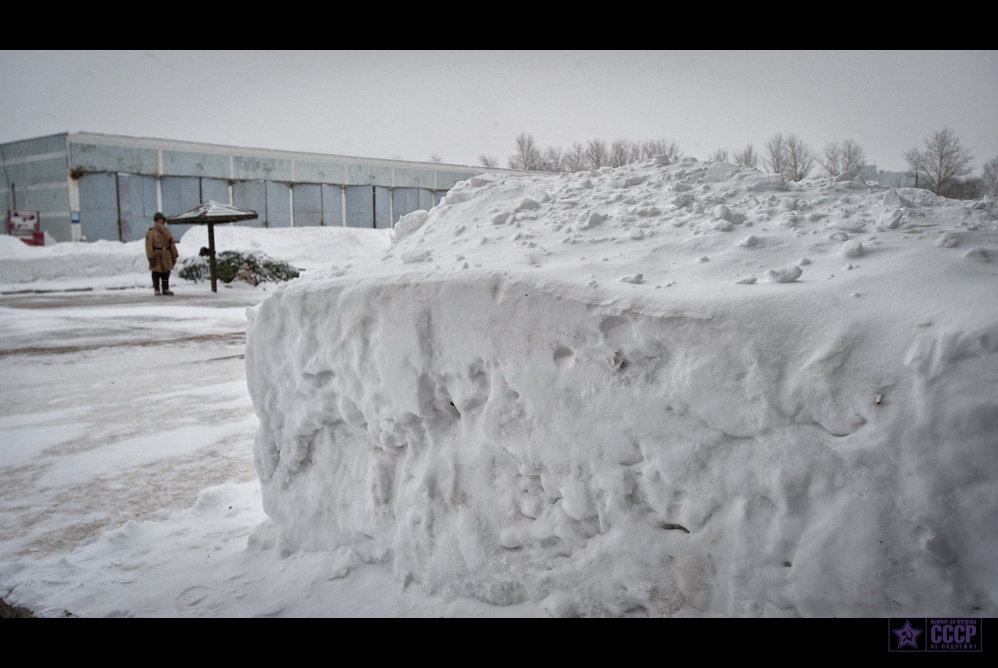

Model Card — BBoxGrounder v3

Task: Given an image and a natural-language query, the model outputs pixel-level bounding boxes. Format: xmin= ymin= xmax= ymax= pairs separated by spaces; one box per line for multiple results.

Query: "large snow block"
xmin=245 ymin=271 xmax=998 ymax=616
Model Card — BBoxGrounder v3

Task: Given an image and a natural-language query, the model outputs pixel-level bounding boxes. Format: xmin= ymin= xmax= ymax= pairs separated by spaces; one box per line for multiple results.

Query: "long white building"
xmin=0 ymin=132 xmax=528 ymax=243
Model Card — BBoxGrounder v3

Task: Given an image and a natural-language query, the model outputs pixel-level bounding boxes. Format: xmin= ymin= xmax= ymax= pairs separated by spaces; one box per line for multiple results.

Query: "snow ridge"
xmin=246 ymin=158 xmax=998 ymax=616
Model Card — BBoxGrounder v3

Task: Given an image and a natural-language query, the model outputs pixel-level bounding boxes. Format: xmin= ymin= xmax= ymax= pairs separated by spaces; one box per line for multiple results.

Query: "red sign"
xmin=7 ymin=210 xmax=44 ymax=245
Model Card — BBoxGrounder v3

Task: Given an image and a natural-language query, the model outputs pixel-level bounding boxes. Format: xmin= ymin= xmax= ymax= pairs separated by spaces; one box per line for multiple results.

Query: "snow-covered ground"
xmin=0 ymin=224 xmax=529 ymax=617
xmin=2 ymin=158 xmax=997 ymax=617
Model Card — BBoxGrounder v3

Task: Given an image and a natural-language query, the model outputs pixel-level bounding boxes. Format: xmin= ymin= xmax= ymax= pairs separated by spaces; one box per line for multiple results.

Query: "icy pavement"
xmin=0 ymin=286 xmax=264 ymax=560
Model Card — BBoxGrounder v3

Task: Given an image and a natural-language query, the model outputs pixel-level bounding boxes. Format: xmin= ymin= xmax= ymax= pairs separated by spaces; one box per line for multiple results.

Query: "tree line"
xmin=486 ymin=129 xmax=997 ymax=200
xmin=482 ymin=135 xmax=683 ymax=174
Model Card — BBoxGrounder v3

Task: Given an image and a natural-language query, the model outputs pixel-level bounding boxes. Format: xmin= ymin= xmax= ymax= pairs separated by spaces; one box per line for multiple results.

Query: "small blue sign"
xmin=70 ymin=210 xmax=80 ymax=223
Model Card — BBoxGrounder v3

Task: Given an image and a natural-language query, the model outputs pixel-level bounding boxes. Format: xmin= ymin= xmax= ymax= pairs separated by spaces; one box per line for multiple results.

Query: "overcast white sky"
xmin=2 ymin=50 xmax=996 ymax=174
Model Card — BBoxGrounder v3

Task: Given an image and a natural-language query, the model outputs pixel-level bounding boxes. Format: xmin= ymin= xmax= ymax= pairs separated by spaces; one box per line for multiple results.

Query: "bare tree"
xmin=767 ymin=133 xmax=813 ymax=181
xmin=903 ymin=147 xmax=922 ymax=188
xmin=508 ymin=132 xmax=544 ymax=171
xmin=586 ymin=139 xmax=609 ymax=170
xmin=821 ymin=142 xmax=843 ymax=176
xmin=609 ymin=139 xmax=635 ymax=168
xmin=822 ymin=139 xmax=867 ymax=176
xmin=733 ymin=145 xmax=758 ymax=168
xmin=639 ymin=139 xmax=681 ymax=162
xmin=627 ymin=141 xmax=645 ymax=161
xmin=785 ymin=135 xmax=815 ymax=181
xmin=983 ymin=157 xmax=998 ymax=197
xmin=766 ymin=134 xmax=787 ymax=176
xmin=708 ymin=148 xmax=730 ymax=163
xmin=542 ymin=146 xmax=564 ymax=172
xmin=947 ymin=177 xmax=983 ymax=200
xmin=562 ymin=142 xmax=588 ymax=172
xmin=839 ymin=139 xmax=866 ymax=173
xmin=479 ymin=154 xmax=498 ymax=168
xmin=502 ymin=135 xmax=682 ymax=173
xmin=904 ymin=127 xmax=974 ymax=197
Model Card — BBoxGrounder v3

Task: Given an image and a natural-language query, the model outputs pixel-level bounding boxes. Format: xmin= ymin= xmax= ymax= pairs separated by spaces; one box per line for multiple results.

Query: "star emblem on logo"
xmin=893 ymin=619 xmax=923 ymax=649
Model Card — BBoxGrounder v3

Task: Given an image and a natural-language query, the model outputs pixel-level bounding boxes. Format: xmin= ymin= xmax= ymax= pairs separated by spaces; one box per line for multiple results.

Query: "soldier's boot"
xmin=162 ymin=274 xmax=175 ymax=296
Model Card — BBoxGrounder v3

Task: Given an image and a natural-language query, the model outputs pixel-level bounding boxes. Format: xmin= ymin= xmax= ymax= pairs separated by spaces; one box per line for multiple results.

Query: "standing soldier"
xmin=146 ymin=212 xmax=179 ymax=296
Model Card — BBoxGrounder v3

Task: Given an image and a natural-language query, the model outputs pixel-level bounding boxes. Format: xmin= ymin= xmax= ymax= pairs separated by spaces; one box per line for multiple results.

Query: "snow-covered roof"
xmin=165 ymin=200 xmax=258 ymax=224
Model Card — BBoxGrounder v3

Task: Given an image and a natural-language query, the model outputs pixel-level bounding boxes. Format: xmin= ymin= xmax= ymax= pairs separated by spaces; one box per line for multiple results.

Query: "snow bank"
xmin=245 ymin=158 xmax=998 ymax=616
xmin=0 ymin=226 xmax=391 ymax=288
xmin=0 ymin=235 xmax=147 ymax=283
xmin=177 ymin=225 xmax=391 ymax=275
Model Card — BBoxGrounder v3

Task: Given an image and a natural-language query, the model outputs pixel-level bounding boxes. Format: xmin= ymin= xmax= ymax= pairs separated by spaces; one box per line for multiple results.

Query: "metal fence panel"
xmin=201 ymin=178 xmax=229 ymax=205
xmin=321 ymin=184 xmax=343 ymax=227
xmin=26 ymin=156 xmax=67 ymax=184
xmin=435 ymin=170 xmax=477 ymax=190
xmin=265 ymin=181 xmax=291 ymax=228
xmin=117 ymin=174 xmax=158 ymax=242
xmin=162 ymin=176 xmax=200 ymax=210
xmin=162 ymin=176 xmax=201 ymax=240
xmin=70 ymin=142 xmax=158 ymax=175
xmin=1 ymin=162 xmax=25 ymax=194
xmin=297 ymin=160 xmax=346 ymax=184
xmin=391 ymin=187 xmax=434 ymax=226
xmin=232 ymin=181 xmax=266 ymax=227
xmin=1 ymin=133 xmax=66 ymax=160
xmin=233 ymin=155 xmax=293 ymax=182
xmin=346 ymin=163 xmax=392 ymax=186
xmin=292 ymin=183 xmax=322 ymax=227
xmin=392 ymin=167 xmax=435 ymax=189
xmin=374 ymin=186 xmax=391 ymax=229
xmin=161 ymin=150 xmax=229 ymax=179
xmin=190 ymin=177 xmax=233 ymax=241
xmin=344 ymin=185 xmax=373 ymax=228
xmin=419 ymin=188 xmax=435 ymax=211
xmin=78 ymin=173 xmax=119 ymax=242
xmin=391 ymin=188 xmax=417 ymax=226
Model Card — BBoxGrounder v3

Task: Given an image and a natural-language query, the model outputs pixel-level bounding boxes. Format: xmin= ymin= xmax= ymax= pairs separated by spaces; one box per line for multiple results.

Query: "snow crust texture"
xmin=245 ymin=158 xmax=998 ymax=617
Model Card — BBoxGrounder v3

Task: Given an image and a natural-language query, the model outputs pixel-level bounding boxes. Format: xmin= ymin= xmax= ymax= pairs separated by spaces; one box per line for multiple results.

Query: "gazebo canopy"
xmin=164 ymin=201 xmax=258 ymax=293
xmin=165 ymin=200 xmax=258 ymax=224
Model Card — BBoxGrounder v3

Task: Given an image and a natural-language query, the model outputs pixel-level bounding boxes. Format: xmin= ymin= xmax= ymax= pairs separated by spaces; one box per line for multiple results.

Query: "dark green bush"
xmin=178 ymin=250 xmax=300 ymax=285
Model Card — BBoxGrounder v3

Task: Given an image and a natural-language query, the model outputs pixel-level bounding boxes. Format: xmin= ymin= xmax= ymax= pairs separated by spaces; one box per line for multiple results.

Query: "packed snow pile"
xmin=245 ymin=158 xmax=998 ymax=617
xmin=177 ymin=225 xmax=391 ymax=276
xmin=0 ymin=235 xmax=148 ymax=284
xmin=0 ymin=225 xmax=392 ymax=290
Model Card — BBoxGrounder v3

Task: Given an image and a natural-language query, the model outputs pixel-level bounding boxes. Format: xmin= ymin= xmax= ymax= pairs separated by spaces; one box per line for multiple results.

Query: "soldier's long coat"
xmin=145 ymin=224 xmax=178 ymax=272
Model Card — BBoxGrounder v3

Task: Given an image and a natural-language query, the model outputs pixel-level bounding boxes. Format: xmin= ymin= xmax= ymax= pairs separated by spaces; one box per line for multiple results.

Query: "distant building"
xmin=0 ymin=132 xmax=530 ymax=243
xmin=859 ymin=165 xmax=915 ymax=189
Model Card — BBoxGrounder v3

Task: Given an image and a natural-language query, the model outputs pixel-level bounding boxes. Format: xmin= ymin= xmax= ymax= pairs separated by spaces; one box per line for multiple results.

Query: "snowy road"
xmin=0 ymin=286 xmax=265 ymax=560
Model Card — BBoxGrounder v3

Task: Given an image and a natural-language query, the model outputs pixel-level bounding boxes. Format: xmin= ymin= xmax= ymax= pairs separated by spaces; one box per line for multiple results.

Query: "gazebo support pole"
xmin=208 ymin=222 xmax=218 ymax=293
